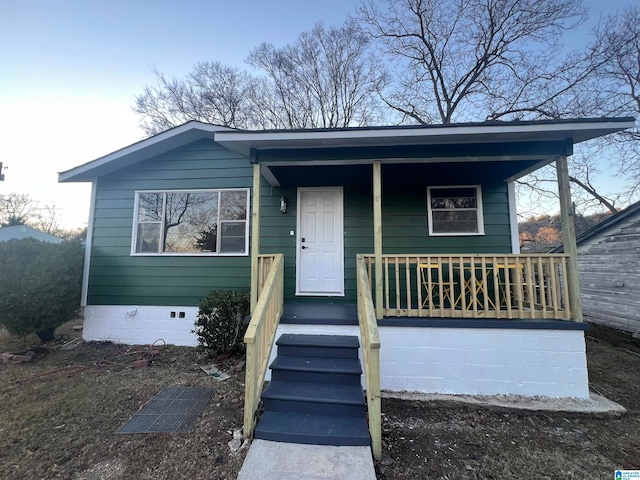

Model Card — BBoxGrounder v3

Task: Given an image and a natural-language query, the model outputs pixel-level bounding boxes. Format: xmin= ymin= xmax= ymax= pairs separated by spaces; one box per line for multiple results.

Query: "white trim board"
xmin=508 ymin=181 xmax=520 ymax=254
xmin=81 ymin=180 xmax=97 ymax=307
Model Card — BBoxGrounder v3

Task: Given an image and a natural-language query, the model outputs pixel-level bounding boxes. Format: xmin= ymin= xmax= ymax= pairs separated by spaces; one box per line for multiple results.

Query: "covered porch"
xmin=214 ymin=118 xmax=634 ymax=459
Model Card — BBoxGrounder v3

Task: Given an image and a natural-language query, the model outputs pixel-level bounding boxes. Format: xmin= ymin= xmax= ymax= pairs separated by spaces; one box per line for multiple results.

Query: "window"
xmin=132 ymin=189 xmax=249 ymax=255
xmin=427 ymin=186 xmax=484 ymax=235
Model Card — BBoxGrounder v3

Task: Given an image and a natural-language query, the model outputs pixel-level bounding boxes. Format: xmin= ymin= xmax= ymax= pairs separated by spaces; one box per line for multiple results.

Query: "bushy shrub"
xmin=0 ymin=238 xmax=84 ymax=342
xmin=193 ymin=289 xmax=250 ymax=354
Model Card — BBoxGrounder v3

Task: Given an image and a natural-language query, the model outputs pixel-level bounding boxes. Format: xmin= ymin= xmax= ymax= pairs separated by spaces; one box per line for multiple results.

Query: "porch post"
xmin=373 ymin=161 xmax=383 ymax=320
xmin=250 ymin=163 xmax=261 ymax=313
xmin=556 ymin=155 xmax=582 ymax=322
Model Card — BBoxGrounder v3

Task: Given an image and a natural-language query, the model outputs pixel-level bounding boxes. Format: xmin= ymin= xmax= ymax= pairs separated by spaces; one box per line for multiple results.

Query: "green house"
xmin=60 ymin=117 xmax=634 ymax=405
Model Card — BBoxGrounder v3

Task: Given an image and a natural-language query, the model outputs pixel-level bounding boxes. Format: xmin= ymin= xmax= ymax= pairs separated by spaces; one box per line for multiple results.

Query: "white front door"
xmin=296 ymin=187 xmax=344 ymax=296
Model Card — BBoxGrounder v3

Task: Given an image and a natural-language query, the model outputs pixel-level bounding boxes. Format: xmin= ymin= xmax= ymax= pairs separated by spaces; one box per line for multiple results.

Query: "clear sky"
xmin=0 ymin=0 xmax=635 ymax=228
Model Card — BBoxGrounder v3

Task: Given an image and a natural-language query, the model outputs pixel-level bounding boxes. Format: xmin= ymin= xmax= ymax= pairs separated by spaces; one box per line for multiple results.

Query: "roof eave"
xmin=214 ymin=118 xmax=636 ymax=158
xmin=59 ymin=121 xmax=235 ymax=183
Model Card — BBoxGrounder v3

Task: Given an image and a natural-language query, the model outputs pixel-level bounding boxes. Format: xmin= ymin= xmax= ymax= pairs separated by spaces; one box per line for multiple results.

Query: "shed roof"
xmin=552 ymin=200 xmax=640 ymax=253
xmin=0 ymin=225 xmax=64 ymax=243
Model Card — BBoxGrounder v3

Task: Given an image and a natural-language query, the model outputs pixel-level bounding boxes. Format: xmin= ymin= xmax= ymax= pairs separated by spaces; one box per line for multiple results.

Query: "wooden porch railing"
xmin=243 ymin=254 xmax=284 ymax=438
xmin=363 ymin=254 xmax=572 ymax=320
xmin=356 ymin=254 xmax=382 ymax=460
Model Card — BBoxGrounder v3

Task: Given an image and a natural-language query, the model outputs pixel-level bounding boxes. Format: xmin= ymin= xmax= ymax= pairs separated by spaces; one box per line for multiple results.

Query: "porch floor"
xmin=281 ymin=302 xmax=586 ymax=330
xmin=282 ymin=303 xmax=358 ymax=325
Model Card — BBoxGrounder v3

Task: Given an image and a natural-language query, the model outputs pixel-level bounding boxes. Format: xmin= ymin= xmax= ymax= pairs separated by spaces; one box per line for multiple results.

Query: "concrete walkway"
xmin=237 ymin=440 xmax=376 ymax=480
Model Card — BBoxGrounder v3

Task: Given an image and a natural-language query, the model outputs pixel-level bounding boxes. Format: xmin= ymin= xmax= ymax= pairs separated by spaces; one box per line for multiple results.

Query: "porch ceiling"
xmin=264 ymin=159 xmax=543 ymax=188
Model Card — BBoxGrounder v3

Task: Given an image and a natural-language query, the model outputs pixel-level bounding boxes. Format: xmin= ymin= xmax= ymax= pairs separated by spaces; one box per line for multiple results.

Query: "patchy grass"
xmin=0 ymin=323 xmax=247 ymax=480
xmin=1 ymin=322 xmax=639 ymax=479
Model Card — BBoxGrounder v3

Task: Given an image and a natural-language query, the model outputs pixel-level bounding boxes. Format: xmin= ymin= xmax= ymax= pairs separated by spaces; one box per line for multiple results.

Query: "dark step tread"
xmin=255 ymin=411 xmax=370 ymax=446
xmin=270 ymin=356 xmax=362 ymax=375
xmin=262 ymin=381 xmax=365 ymax=406
xmin=276 ymin=334 xmax=360 ymax=348
xmin=281 ymin=303 xmax=358 ymax=325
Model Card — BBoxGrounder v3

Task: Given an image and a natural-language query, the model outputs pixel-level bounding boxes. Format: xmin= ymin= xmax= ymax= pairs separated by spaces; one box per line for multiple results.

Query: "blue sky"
xmin=0 ymin=0 xmax=634 ymax=228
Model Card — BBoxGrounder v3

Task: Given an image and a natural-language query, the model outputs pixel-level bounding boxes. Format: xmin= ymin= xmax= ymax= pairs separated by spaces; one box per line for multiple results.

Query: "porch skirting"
xmin=268 ymin=324 xmax=589 ymax=399
xmin=82 ymin=305 xmax=199 ymax=347
xmin=83 ymin=306 xmax=589 ymax=399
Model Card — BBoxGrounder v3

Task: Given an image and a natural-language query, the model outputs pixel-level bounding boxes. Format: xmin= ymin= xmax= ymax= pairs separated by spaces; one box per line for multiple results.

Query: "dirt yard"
xmin=1 ymin=322 xmax=638 ymax=480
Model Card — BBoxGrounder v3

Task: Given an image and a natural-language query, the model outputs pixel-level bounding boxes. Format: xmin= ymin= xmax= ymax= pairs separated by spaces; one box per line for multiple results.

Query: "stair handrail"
xmin=356 ymin=254 xmax=382 ymax=460
xmin=243 ymin=253 xmax=284 ymax=438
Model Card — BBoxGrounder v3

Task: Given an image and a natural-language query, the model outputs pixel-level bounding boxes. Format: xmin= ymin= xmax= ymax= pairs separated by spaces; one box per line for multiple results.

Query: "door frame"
xmin=295 ymin=186 xmax=345 ymax=296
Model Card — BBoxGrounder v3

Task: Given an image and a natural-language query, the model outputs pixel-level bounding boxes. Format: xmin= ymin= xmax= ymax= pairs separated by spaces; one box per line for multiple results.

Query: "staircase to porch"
xmin=254 ymin=334 xmax=370 ymax=446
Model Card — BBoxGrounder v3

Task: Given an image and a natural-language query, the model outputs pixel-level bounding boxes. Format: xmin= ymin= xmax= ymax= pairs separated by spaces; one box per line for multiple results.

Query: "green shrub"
xmin=0 ymin=238 xmax=84 ymax=343
xmin=193 ymin=289 xmax=250 ymax=354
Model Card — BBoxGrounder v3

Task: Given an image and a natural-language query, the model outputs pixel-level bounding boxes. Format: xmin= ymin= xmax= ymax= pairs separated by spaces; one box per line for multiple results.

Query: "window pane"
xmin=430 ymin=188 xmax=476 ymax=199
xmin=220 ymin=221 xmax=246 ymax=253
xmin=136 ymin=223 xmax=160 ymax=252
xmin=220 ymin=191 xmax=248 ymax=220
xmin=164 ymin=192 xmax=219 ymax=253
xmin=432 ymin=210 xmax=478 ymax=233
xmin=137 ymin=193 xmax=163 ymax=222
xmin=431 ymin=197 xmax=477 ymax=209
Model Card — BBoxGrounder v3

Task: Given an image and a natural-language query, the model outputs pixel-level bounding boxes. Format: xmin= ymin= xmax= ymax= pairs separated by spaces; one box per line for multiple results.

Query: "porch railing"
xmin=356 ymin=254 xmax=382 ymax=460
xmin=362 ymin=254 xmax=572 ymax=320
xmin=243 ymin=254 xmax=284 ymax=438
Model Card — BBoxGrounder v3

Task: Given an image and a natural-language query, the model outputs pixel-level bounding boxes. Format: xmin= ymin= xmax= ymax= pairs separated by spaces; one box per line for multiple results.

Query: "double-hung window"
xmin=132 ymin=189 xmax=250 ymax=255
xmin=427 ymin=186 xmax=484 ymax=235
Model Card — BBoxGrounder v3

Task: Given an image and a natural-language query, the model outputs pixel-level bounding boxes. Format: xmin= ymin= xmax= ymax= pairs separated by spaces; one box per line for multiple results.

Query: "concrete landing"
xmin=383 ymin=390 xmax=626 ymax=415
xmin=237 ymin=440 xmax=376 ymax=480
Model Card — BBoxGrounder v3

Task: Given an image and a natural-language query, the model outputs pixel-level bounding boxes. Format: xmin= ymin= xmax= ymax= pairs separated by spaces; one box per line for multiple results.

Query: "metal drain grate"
xmin=117 ymin=387 xmax=215 ymax=434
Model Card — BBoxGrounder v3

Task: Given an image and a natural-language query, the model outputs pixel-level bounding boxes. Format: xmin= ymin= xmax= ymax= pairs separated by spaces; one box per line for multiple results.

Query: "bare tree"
xmin=133 ymin=20 xmax=386 ymax=134
xmin=0 ymin=193 xmax=36 ymax=226
xmin=357 ymin=0 xmax=593 ymax=124
xmin=0 ymin=193 xmax=69 ymax=236
xmin=247 ymin=20 xmax=387 ymax=128
xmin=514 ymin=7 xmax=640 ymax=214
xmin=133 ymin=62 xmax=253 ymax=135
xmin=31 ymin=203 xmax=66 ymax=236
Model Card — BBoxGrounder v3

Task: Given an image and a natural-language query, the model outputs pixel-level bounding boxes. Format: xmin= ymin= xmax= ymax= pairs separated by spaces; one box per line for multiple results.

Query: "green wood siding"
xmin=87 ymin=140 xmax=253 ymax=306
xmin=88 ymin=140 xmax=514 ymax=307
xmin=259 ymin=162 xmax=512 ymax=302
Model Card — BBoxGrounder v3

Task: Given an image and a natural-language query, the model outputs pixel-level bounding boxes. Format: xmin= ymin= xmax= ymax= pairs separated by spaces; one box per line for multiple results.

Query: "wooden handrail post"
xmin=356 ymin=255 xmax=382 ymax=460
xmin=244 ymin=254 xmax=284 ymax=439
xmin=373 ymin=161 xmax=383 ymax=320
xmin=556 ymin=156 xmax=583 ymax=322
xmin=250 ymin=163 xmax=261 ymax=313
xmin=369 ymin=346 xmax=382 ymax=460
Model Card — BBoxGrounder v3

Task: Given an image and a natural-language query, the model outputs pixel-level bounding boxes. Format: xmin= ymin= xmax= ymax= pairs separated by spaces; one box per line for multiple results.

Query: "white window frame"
xmin=427 ymin=185 xmax=485 ymax=236
xmin=131 ymin=188 xmax=250 ymax=256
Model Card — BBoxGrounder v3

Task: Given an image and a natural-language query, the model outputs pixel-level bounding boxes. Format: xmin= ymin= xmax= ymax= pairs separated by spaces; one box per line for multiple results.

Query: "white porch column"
xmin=373 ymin=161 xmax=383 ymax=320
xmin=556 ymin=155 xmax=582 ymax=322
xmin=250 ymin=163 xmax=261 ymax=313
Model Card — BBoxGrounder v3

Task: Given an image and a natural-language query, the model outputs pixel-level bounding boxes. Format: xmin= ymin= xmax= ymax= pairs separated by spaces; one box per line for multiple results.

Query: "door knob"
xmin=301 ymin=246 xmax=308 ymax=249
